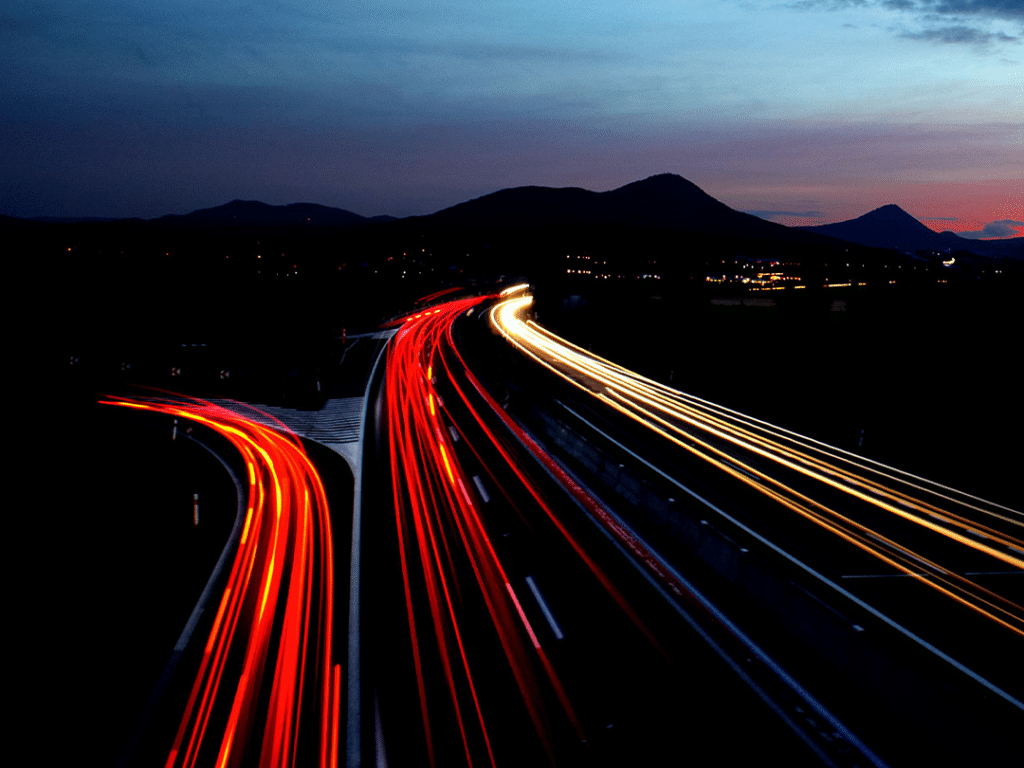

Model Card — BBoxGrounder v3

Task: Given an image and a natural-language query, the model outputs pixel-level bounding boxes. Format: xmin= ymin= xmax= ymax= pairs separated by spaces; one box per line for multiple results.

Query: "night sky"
xmin=3 ymin=1 xmax=1021 ymax=237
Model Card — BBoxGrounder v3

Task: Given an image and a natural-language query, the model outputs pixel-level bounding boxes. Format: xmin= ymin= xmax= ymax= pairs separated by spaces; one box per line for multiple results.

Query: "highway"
xmin=486 ymin=290 xmax=1023 ymax=764
xmin=363 ymin=291 xmax=885 ymax=767
xmin=84 ymin=284 xmax=1021 ymax=767
xmin=102 ymin=395 xmax=343 ymax=768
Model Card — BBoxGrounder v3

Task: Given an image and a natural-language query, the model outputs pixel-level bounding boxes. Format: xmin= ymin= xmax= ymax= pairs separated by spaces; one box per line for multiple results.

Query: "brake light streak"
xmin=384 ymin=297 xmax=608 ymax=765
xmin=101 ymin=396 xmax=340 ymax=768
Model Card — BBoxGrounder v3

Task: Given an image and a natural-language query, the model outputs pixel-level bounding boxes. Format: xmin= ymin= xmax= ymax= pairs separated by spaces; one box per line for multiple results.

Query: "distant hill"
xmin=152 ymin=200 xmax=371 ymax=227
xmin=0 ymin=213 xmax=40 ymax=228
xmin=803 ymin=204 xmax=1023 ymax=258
xmin=9 ymin=181 xmax=1020 ymax=259
xmin=30 ymin=215 xmax=126 ymax=223
xmin=418 ymin=173 xmax=827 ymax=244
xmin=802 ymin=204 xmax=957 ymax=251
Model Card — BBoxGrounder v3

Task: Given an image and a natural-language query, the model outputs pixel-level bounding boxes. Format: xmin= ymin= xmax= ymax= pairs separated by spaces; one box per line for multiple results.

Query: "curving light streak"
xmin=385 ymin=297 xmax=603 ymax=767
xmin=490 ymin=294 xmax=1024 ymax=639
xmin=102 ymin=395 xmax=341 ymax=768
xmin=499 ymin=283 xmax=530 ymax=297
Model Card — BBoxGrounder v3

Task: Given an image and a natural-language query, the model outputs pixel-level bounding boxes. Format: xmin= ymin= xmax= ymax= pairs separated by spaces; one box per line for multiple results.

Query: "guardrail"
xmin=516 ymin=396 xmax=1020 ymax=766
xmin=347 ymin=335 xmax=392 ymax=768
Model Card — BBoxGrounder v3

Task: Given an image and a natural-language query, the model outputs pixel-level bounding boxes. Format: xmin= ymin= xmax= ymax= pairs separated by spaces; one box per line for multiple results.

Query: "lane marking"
xmin=472 ymin=475 xmax=490 ymax=504
xmin=449 ymin=425 xmax=460 ymax=443
xmin=525 ymin=576 xmax=564 ymax=640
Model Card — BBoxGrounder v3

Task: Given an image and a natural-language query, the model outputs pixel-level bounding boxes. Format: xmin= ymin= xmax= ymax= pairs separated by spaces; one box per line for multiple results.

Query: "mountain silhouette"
xmin=803 ymin=204 xmax=961 ymax=252
xmin=419 ymin=173 xmax=825 ymax=243
xmin=12 ymin=177 xmax=1019 ymax=258
xmin=802 ymin=204 xmax=1024 ymax=258
xmin=154 ymin=199 xmax=369 ymax=227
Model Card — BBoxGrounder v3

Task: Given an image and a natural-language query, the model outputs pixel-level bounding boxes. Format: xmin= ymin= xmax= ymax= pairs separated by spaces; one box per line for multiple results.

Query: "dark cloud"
xmin=797 ymin=0 xmax=1024 ymax=17
xmin=882 ymin=0 xmax=918 ymax=10
xmin=959 ymin=220 xmax=1024 ymax=238
xmin=900 ymin=25 xmax=1018 ymax=43
xmin=745 ymin=209 xmax=824 ymax=218
xmin=788 ymin=0 xmax=1024 ymax=46
xmin=922 ymin=215 xmax=959 ymax=220
xmin=916 ymin=1 xmax=1024 ymax=20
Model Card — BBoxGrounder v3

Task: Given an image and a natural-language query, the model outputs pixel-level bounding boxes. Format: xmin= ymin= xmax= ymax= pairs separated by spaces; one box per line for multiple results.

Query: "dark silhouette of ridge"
xmin=419 ymin=173 xmax=825 ymax=243
xmin=11 ymin=176 xmax=1019 ymax=258
xmin=153 ymin=199 xmax=370 ymax=227
xmin=802 ymin=204 xmax=953 ymax=251
xmin=802 ymin=204 xmax=1024 ymax=258
xmin=30 ymin=215 xmax=125 ymax=223
xmin=798 ymin=204 xmax=942 ymax=249
xmin=0 ymin=213 xmax=41 ymax=228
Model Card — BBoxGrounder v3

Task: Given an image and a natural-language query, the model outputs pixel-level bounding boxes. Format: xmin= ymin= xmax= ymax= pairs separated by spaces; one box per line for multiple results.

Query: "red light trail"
xmin=384 ymin=297 xmax=591 ymax=766
xmin=380 ymin=292 xmax=691 ymax=766
xmin=102 ymin=395 xmax=341 ymax=768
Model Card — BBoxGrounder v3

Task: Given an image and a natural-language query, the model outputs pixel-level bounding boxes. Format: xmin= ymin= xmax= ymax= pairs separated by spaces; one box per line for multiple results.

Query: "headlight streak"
xmin=515 ymin=303 xmax=1019 ymax=526
xmin=596 ymin=391 xmax=1024 ymax=637
xmin=490 ymin=295 xmax=1024 ymax=642
xmin=499 ymin=283 xmax=530 ymax=297
xmin=101 ymin=395 xmax=340 ymax=768
xmin=596 ymin=384 xmax=1024 ymax=569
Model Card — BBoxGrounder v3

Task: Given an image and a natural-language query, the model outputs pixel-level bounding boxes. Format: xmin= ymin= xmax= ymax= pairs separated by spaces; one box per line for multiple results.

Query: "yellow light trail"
xmin=490 ymin=294 xmax=1024 ymax=637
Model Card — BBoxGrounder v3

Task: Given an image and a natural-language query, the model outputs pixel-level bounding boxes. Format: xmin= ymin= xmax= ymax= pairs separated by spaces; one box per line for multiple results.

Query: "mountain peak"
xmin=622 ymin=172 xmax=687 ymax=186
xmin=804 ymin=203 xmax=951 ymax=251
xmin=425 ymin=173 xmax=823 ymax=243
xmin=843 ymin=203 xmax=934 ymax=234
xmin=860 ymin=203 xmax=915 ymax=221
xmin=607 ymin=173 xmax=704 ymax=197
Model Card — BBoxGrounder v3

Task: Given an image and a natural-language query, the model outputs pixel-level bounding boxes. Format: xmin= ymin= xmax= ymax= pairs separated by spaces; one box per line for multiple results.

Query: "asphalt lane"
xmin=366 ymin=298 xmax=828 ymax=767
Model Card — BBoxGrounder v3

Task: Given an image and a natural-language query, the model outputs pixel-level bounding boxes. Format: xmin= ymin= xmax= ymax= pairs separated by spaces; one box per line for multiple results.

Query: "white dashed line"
xmin=472 ymin=475 xmax=490 ymax=503
xmin=526 ymin=576 xmax=564 ymax=640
